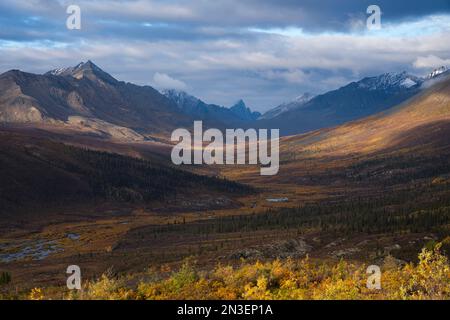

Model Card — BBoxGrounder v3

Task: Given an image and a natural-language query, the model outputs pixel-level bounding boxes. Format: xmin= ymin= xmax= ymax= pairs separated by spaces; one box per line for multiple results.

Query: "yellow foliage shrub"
xmin=59 ymin=243 xmax=450 ymax=300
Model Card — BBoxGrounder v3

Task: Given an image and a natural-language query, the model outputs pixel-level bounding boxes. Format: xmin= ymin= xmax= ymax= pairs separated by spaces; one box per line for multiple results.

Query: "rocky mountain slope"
xmin=0 ymin=61 xmax=193 ymax=136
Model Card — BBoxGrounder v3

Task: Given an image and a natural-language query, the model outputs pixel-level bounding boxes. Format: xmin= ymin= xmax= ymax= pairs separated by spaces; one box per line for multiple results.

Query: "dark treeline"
xmin=280 ymin=149 xmax=450 ymax=188
xmin=0 ymin=142 xmax=253 ymax=213
xmin=151 ymin=182 xmax=450 ymax=236
xmin=61 ymin=145 xmax=253 ymax=202
xmin=347 ymin=152 xmax=450 ymax=186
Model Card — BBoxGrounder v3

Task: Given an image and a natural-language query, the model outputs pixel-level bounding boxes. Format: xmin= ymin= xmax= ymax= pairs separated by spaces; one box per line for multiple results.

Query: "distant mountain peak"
xmin=259 ymin=92 xmax=315 ymax=120
xmin=46 ymin=61 xmax=117 ymax=84
xmin=232 ymin=99 xmax=246 ymax=108
xmin=428 ymin=66 xmax=448 ymax=79
xmin=75 ymin=60 xmax=106 ymax=75
xmin=0 ymin=63 xmax=188 ymax=130
xmin=83 ymin=60 xmax=95 ymax=67
xmin=163 ymin=90 xmax=261 ymax=122
xmin=46 ymin=67 xmax=71 ymax=76
xmin=357 ymin=71 xmax=422 ymax=91
xmin=292 ymin=92 xmax=315 ymax=103
xmin=162 ymin=89 xmax=201 ymax=110
xmin=162 ymin=88 xmax=192 ymax=99
xmin=0 ymin=69 xmax=25 ymax=78
xmin=230 ymin=99 xmax=261 ymax=121
xmin=74 ymin=60 xmax=95 ymax=72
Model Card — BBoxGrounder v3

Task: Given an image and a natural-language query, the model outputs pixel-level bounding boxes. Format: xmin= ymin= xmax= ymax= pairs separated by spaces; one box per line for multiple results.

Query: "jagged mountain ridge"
xmin=229 ymin=99 xmax=261 ymax=121
xmin=162 ymin=89 xmax=260 ymax=126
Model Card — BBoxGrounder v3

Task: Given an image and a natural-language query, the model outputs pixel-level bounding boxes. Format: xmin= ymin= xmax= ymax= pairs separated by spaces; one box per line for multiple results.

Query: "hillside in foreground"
xmin=3 ymin=243 xmax=448 ymax=300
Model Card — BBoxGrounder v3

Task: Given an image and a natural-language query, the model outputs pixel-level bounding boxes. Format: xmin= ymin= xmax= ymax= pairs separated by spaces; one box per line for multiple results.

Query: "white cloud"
xmin=1 ymin=11 xmax=450 ymax=111
xmin=413 ymin=55 xmax=450 ymax=69
xmin=152 ymin=72 xmax=187 ymax=90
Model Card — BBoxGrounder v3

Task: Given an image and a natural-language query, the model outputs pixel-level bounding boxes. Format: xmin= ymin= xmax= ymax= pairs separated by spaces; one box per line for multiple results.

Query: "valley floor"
xmin=2 ymin=92 xmax=450 ymax=299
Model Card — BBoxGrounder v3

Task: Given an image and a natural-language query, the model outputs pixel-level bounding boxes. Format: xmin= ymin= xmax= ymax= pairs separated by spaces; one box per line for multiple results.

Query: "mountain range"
xmin=231 ymin=69 xmax=450 ymax=192
xmin=0 ymin=61 xmax=194 ymax=139
xmin=256 ymin=71 xmax=445 ymax=135
xmin=162 ymin=89 xmax=260 ymax=128
xmin=0 ymin=61 xmax=448 ymax=139
xmin=282 ymin=71 xmax=450 ymax=158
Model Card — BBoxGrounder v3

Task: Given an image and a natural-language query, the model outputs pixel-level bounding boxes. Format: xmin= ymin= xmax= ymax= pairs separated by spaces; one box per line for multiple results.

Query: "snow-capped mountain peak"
xmin=291 ymin=92 xmax=315 ymax=104
xmin=259 ymin=93 xmax=315 ymax=120
xmin=46 ymin=62 xmax=87 ymax=76
xmin=45 ymin=61 xmax=117 ymax=84
xmin=428 ymin=66 xmax=448 ymax=79
xmin=357 ymin=72 xmax=422 ymax=91
xmin=47 ymin=67 xmax=73 ymax=76
xmin=400 ymin=78 xmax=418 ymax=88
xmin=162 ymin=89 xmax=201 ymax=110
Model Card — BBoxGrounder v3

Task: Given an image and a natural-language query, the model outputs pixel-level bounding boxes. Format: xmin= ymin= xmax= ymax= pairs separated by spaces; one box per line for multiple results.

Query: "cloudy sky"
xmin=0 ymin=0 xmax=449 ymax=112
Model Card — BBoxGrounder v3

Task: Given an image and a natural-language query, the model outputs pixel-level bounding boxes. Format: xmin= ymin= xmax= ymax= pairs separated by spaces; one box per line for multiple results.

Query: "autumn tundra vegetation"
xmin=2 ymin=242 xmax=442 ymax=300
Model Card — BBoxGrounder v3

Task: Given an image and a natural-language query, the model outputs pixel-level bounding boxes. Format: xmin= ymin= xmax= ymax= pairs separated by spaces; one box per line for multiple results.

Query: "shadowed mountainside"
xmin=163 ymin=90 xmax=260 ymax=128
xmin=0 ymin=128 xmax=252 ymax=218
